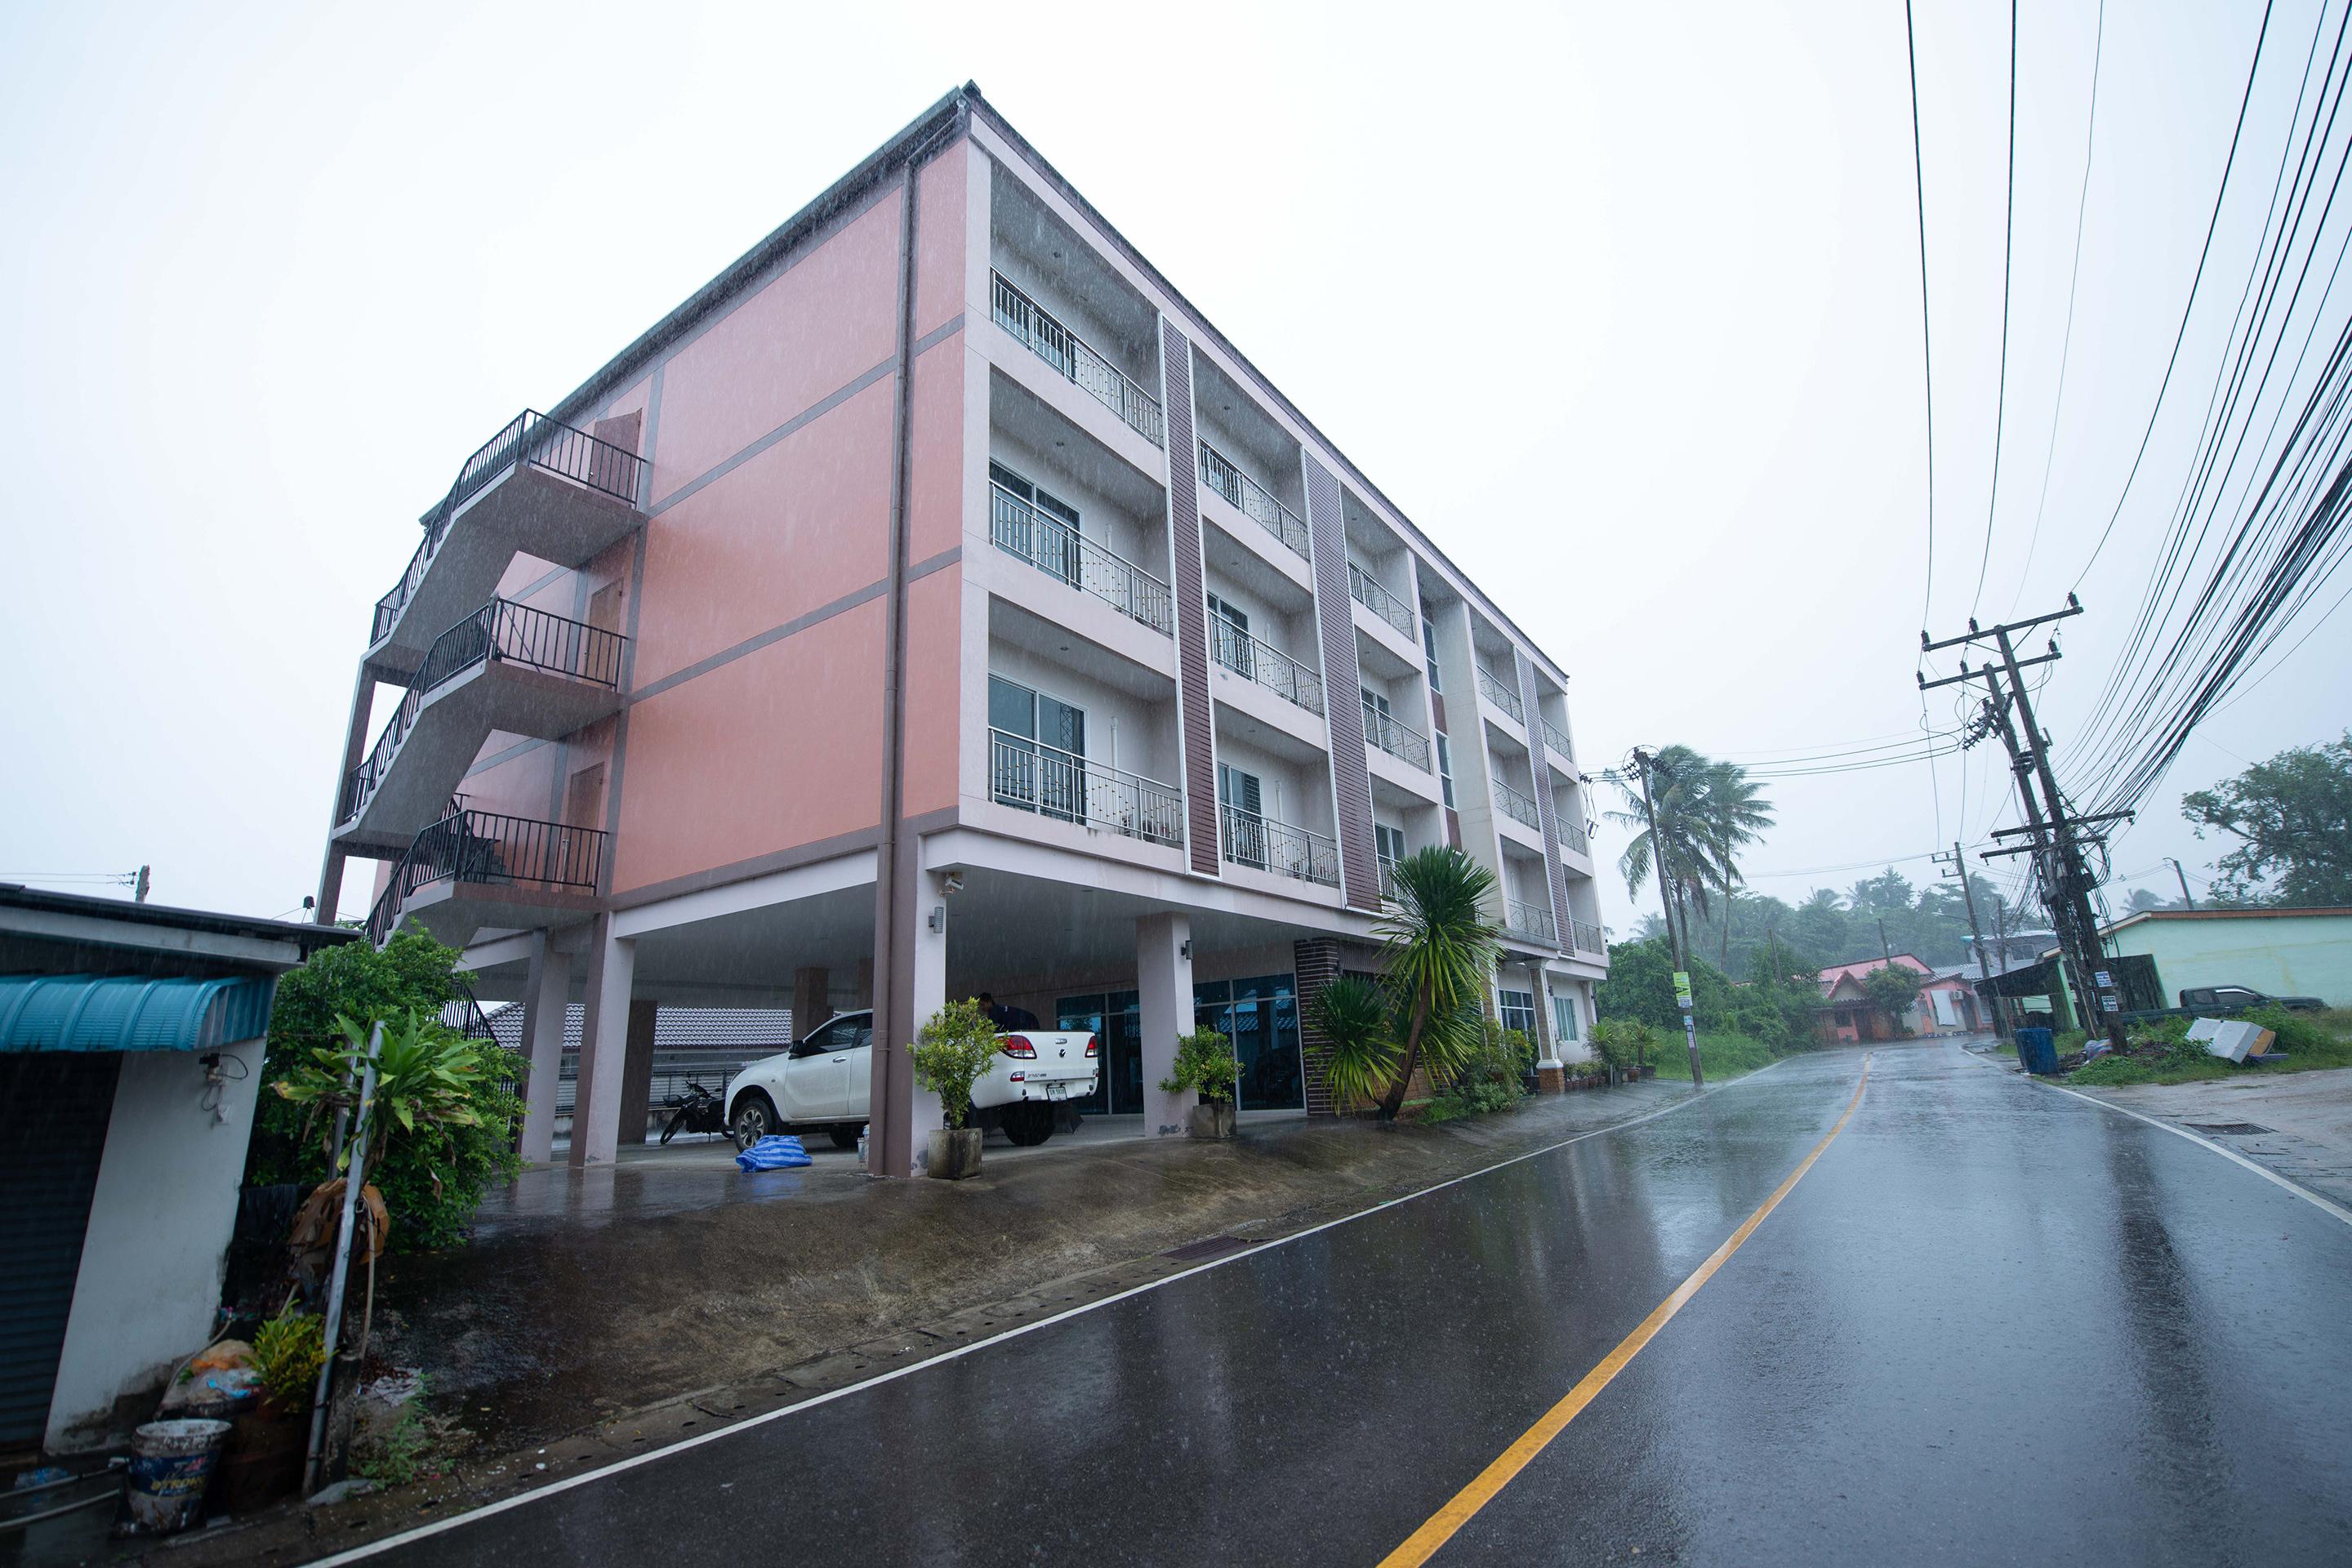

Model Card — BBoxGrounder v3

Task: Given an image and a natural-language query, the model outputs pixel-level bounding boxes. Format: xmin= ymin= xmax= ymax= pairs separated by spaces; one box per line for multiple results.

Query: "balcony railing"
xmin=367 ymin=807 xmax=606 ymax=947
xmin=1540 ymin=717 xmax=1574 ymax=759
xmin=372 ymin=411 xmax=648 ymax=647
xmin=1198 ymin=440 xmax=1311 ymax=560
xmin=1379 ymin=858 xmax=1399 ymax=903
xmin=991 ymin=271 xmax=1165 ymax=448
xmin=1571 ymin=919 xmax=1607 ymax=956
xmin=340 ymin=599 xmax=626 ymax=825
xmin=1504 ymin=898 xmax=1557 ymax=945
xmin=1219 ymin=804 xmax=1340 ymax=888
xmin=989 ymin=729 xmax=1184 ymax=849
xmin=1477 ymin=666 xmax=1526 ymax=724
xmin=1494 ymin=778 xmax=1541 ymax=831
xmin=990 ymin=484 xmax=1174 ymax=635
xmin=1361 ymin=704 xmax=1432 ymax=773
xmin=1348 ymin=562 xmax=1414 ymax=639
xmin=1210 ymin=618 xmax=1324 ymax=715
xmin=1559 ymin=817 xmax=1590 ymax=856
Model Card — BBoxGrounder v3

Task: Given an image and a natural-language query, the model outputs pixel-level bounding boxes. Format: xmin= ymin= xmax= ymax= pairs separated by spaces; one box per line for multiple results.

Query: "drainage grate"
xmin=1164 ymin=1236 xmax=1256 ymax=1263
xmin=2187 ymin=1122 xmax=2274 ymax=1137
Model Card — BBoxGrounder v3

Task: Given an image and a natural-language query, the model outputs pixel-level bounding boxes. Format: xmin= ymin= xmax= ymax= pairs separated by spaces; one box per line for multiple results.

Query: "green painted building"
xmin=2099 ymin=907 xmax=2352 ymax=1009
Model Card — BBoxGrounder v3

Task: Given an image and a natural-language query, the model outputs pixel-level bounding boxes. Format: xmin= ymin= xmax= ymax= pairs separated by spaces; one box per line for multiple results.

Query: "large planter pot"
xmin=927 ymin=1127 xmax=982 ymax=1180
xmin=1189 ymin=1101 xmax=1237 ymax=1139
xmin=212 ymin=1405 xmax=306 ymax=1515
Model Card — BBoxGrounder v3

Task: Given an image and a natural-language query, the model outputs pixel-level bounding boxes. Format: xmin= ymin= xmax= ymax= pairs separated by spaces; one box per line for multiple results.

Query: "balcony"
xmin=988 ymin=729 xmax=1184 ymax=849
xmin=991 ymin=272 xmax=1165 ymax=448
xmin=1494 ymin=778 xmax=1542 ymax=832
xmin=1477 ymin=666 xmax=1526 ymax=725
xmin=1219 ymin=804 xmax=1339 ymax=888
xmin=368 ymin=411 xmax=647 ymax=678
xmin=1541 ymin=716 xmax=1574 ymax=759
xmin=991 ymin=483 xmax=1174 ymax=635
xmin=1379 ymin=858 xmax=1399 ymax=904
xmin=336 ymin=599 xmax=626 ymax=851
xmin=1504 ymin=898 xmax=1557 ymax=946
xmin=367 ymin=806 xmax=606 ymax=949
xmin=1198 ymin=440 xmax=1311 ymax=560
xmin=1362 ymin=703 xmax=1432 ymax=773
xmin=1348 ymin=562 xmax=1414 ymax=639
xmin=1210 ymin=619 xmax=1324 ymax=715
xmin=1571 ymin=919 xmax=1607 ymax=956
xmin=1559 ymin=817 xmax=1590 ymax=856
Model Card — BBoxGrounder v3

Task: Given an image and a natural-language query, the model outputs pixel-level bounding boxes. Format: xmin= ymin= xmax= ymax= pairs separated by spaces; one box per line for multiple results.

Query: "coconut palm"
xmin=1607 ymin=746 xmax=1774 ymax=956
xmin=1311 ymin=846 xmax=1500 ymax=1120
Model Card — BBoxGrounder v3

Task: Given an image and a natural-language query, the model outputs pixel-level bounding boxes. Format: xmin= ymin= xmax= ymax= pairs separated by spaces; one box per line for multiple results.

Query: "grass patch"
xmin=1648 ymin=1031 xmax=1784 ymax=1083
xmin=2066 ymin=1006 xmax=2352 ymax=1088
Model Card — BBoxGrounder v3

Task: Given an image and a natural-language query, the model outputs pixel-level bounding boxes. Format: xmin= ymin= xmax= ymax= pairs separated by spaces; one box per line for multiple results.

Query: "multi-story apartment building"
xmin=314 ymin=86 xmax=1609 ymax=1177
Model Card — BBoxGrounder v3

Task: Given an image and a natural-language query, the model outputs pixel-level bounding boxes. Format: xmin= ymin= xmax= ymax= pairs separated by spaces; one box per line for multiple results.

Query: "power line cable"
xmin=1904 ymin=0 xmax=1940 ymax=630
xmin=1973 ymin=0 xmax=2022 ymax=616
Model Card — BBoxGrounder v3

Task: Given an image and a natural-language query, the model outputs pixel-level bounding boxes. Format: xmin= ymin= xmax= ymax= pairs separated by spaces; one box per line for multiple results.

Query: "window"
xmin=1374 ymin=822 xmax=1405 ymax=899
xmin=1057 ymin=991 xmax=1141 ymax=1115
xmin=989 ymin=675 xmax=1086 ymax=822
xmin=1420 ymin=598 xmax=1442 ymax=691
xmin=1499 ymin=989 xmax=1537 ymax=1040
xmin=1552 ymin=991 xmax=1579 ymax=1044
xmin=1195 ymin=973 xmax=1303 ymax=1110
xmin=989 ymin=461 xmax=1081 ymax=586
xmin=1218 ymin=763 xmax=1266 ymax=868
xmin=1436 ymin=733 xmax=1455 ymax=808
xmin=1206 ymin=593 xmax=1252 ymax=678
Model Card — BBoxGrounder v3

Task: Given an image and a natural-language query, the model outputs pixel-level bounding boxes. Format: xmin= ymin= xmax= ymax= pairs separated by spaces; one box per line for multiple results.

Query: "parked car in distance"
xmin=2179 ymin=985 xmax=2323 ymax=1012
xmin=724 ymin=1009 xmax=1099 ymax=1152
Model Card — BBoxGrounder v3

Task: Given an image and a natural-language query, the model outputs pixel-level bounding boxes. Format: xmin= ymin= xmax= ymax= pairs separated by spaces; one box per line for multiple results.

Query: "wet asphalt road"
xmin=342 ymin=1043 xmax=2352 ymax=1566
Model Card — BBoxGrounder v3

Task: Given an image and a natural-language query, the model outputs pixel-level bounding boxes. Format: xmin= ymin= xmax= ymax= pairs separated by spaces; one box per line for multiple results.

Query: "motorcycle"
xmin=659 ymin=1080 xmax=728 ymax=1144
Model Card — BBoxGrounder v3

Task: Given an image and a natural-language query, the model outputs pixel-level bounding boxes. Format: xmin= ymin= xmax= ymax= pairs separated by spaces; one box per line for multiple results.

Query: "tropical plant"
xmin=252 ymin=1301 xmax=326 ymax=1408
xmin=907 ymin=999 xmax=1000 ymax=1129
xmin=1606 ymin=746 xmax=1775 ymax=959
xmin=1860 ymin=964 xmax=1922 ymax=1036
xmin=1159 ymin=1028 xmax=1240 ymax=1104
xmin=1312 ymin=976 xmax=1397 ymax=1111
xmin=1589 ymin=1018 xmax=1655 ymax=1074
xmin=1307 ymin=848 xmax=1500 ymax=1120
xmin=2182 ymin=731 xmax=2352 ymax=905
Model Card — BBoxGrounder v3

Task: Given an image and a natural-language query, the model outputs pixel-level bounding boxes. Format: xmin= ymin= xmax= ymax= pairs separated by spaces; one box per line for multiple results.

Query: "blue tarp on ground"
xmin=735 ymin=1134 xmax=812 ymax=1172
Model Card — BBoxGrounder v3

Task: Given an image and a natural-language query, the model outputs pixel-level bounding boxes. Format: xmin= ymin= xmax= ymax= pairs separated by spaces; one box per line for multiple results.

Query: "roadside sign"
xmin=1673 ymin=970 xmax=1694 ymax=1011
xmin=2094 ymin=970 xmax=2113 ymax=989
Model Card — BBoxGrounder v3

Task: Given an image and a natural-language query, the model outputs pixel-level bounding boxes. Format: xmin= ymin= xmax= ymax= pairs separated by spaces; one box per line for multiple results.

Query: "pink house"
xmin=313 ymin=87 xmax=1609 ymax=1176
xmin=1818 ymin=955 xmax=1980 ymax=1041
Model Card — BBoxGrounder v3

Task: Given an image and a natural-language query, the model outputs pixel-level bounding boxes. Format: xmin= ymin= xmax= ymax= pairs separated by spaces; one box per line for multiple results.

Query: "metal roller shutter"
xmin=0 ymin=1053 xmax=119 ymax=1449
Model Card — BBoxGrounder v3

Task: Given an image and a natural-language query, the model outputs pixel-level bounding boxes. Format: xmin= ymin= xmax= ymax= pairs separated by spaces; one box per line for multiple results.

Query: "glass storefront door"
xmin=1194 ymin=973 xmax=1303 ymax=1111
xmin=1056 ymin=990 xmax=1140 ymax=1114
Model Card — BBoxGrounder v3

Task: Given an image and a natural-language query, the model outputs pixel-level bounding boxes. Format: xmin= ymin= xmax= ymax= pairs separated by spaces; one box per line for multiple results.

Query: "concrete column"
xmin=1529 ymin=963 xmax=1559 ymax=1067
xmin=517 ymin=934 xmax=572 ymax=1164
xmin=617 ymin=1000 xmax=659 ymax=1145
xmin=1138 ymin=911 xmax=1196 ymax=1137
xmin=314 ymin=664 xmax=376 ymax=923
xmin=571 ymin=914 xmax=635 ymax=1167
xmin=793 ymin=967 xmax=830 ymax=1040
xmin=869 ymin=868 xmax=948 ymax=1176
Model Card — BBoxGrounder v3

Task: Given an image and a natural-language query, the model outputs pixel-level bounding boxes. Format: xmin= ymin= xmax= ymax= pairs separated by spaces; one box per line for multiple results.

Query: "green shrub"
xmin=907 ymin=999 xmax=1000 ymax=1129
xmin=1589 ymin=1018 xmax=1655 ymax=1072
xmin=252 ymin=1303 xmax=325 ymax=1407
xmin=1160 ymin=1028 xmax=1240 ymax=1104
xmin=1423 ymin=1078 xmax=1526 ymax=1122
xmin=1312 ymin=977 xmax=1397 ymax=1112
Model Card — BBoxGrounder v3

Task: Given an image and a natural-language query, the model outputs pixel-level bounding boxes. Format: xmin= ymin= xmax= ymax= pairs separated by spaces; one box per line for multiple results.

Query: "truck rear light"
xmin=1009 ymin=1071 xmax=1026 ymax=1082
xmin=1001 ymin=1036 xmax=1036 ymax=1058
xmin=1085 ymin=1033 xmax=1100 ymax=1058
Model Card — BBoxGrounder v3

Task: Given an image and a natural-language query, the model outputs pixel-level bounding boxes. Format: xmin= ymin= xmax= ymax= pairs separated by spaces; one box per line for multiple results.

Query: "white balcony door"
xmin=991 ymin=461 xmax=1081 ymax=587
xmin=1219 ymin=763 xmax=1265 ymax=868
xmin=1206 ymin=594 xmax=1252 ymax=679
xmin=990 ymin=675 xmax=1086 ymax=824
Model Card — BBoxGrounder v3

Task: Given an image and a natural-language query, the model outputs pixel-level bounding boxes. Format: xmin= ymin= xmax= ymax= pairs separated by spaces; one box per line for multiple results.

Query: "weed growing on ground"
xmin=1649 ymin=1031 xmax=1781 ymax=1082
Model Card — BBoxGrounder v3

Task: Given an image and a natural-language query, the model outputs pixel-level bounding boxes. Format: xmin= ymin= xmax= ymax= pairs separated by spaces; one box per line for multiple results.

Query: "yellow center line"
xmin=1379 ymin=1054 xmax=1875 ymax=1568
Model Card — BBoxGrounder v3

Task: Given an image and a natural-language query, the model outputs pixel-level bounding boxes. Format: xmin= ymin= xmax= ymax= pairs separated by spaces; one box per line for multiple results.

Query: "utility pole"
xmin=1876 ymin=915 xmax=1892 ymax=964
xmin=133 ymin=865 xmax=150 ymax=904
xmin=2167 ymin=857 xmax=2198 ymax=911
xmin=1936 ymin=844 xmax=2002 ymax=1038
xmin=1631 ymin=748 xmax=1702 ymax=1089
xmin=1922 ymin=598 xmax=2132 ymax=1049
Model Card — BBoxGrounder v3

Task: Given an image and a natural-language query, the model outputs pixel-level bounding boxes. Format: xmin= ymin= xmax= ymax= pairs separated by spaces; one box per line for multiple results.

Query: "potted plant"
xmin=1161 ymin=1028 xmax=1240 ymax=1138
xmin=907 ymin=1000 xmax=998 ymax=1179
xmin=214 ymin=1300 xmax=323 ymax=1512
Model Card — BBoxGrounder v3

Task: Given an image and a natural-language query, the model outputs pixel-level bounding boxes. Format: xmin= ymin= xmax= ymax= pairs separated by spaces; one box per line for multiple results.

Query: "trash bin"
xmin=2016 ymin=1027 xmax=2058 ymax=1076
xmin=123 ymin=1419 xmax=232 ymax=1534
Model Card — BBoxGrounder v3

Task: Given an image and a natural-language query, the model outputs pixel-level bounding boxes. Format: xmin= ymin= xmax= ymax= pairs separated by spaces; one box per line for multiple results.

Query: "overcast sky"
xmin=3 ymin=0 xmax=2345 ymax=932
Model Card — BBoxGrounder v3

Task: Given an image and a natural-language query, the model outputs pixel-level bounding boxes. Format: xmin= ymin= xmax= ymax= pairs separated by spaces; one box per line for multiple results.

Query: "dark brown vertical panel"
xmin=1292 ymin=937 xmax=1342 ymax=1116
xmin=1160 ymin=320 xmax=1221 ymax=876
xmin=1303 ymin=456 xmax=1381 ymax=911
xmin=1518 ymin=649 xmax=1571 ymax=954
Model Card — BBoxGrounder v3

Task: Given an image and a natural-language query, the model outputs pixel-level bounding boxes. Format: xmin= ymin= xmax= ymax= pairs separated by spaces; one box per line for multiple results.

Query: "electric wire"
xmin=1972 ymin=0 xmax=2022 ymax=617
xmin=1904 ymin=0 xmax=1940 ymax=630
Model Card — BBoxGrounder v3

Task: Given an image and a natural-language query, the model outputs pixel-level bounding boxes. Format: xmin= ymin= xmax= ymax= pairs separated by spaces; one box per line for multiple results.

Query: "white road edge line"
xmin=305 ymin=1059 xmax=1795 ymax=1566
xmin=1954 ymin=1042 xmax=2352 ymax=1229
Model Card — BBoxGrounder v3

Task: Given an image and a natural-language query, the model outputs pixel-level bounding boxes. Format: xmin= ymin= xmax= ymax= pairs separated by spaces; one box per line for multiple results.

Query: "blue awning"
xmin=0 ymin=973 xmax=278 ymax=1054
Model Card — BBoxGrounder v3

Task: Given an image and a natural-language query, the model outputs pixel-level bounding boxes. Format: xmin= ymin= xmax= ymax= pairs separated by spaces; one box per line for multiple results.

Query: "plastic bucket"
xmin=125 ymin=1419 xmax=231 ymax=1534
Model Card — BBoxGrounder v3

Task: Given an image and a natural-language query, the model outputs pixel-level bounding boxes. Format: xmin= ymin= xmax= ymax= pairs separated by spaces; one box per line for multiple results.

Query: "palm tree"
xmin=1312 ymin=846 xmax=1500 ymax=1120
xmin=1606 ymin=747 xmax=1775 ymax=956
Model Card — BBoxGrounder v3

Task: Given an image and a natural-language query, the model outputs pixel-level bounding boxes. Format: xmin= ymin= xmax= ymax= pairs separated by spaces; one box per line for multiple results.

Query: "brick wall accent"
xmin=1303 ymin=456 xmax=1382 ymax=910
xmin=1294 ymin=936 xmax=1343 ymax=1116
xmin=1160 ymin=320 xmax=1221 ymax=876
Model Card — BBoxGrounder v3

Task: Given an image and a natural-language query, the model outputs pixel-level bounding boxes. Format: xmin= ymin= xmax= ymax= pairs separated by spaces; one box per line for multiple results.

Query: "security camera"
xmin=942 ymin=871 xmax=964 ymax=894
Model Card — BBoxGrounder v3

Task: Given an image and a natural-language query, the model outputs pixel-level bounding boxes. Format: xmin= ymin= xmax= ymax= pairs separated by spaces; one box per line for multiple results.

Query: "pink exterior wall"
xmin=913 ymin=141 xmax=966 ymax=341
xmin=901 ymin=568 xmax=960 ymax=817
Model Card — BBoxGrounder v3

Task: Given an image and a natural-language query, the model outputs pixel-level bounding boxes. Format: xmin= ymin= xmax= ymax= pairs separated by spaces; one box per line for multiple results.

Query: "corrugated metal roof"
xmin=483 ymin=1003 xmax=794 ymax=1056
xmin=0 ymin=973 xmax=278 ymax=1053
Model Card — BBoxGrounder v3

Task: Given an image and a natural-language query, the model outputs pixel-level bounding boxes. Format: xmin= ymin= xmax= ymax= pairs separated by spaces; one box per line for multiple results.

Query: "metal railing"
xmin=990 ymin=484 xmax=1174 ymax=635
xmin=1571 ymin=919 xmax=1607 ymax=956
xmin=372 ymin=411 xmax=648 ymax=646
xmin=1348 ymin=562 xmax=1414 ymax=639
xmin=367 ymin=806 xmax=606 ymax=947
xmin=1558 ymin=817 xmax=1590 ymax=856
xmin=988 ymin=729 xmax=1184 ymax=848
xmin=1540 ymin=717 xmax=1574 ymax=759
xmin=1477 ymin=666 xmax=1526 ymax=724
xmin=1197 ymin=440 xmax=1311 ymax=559
xmin=341 ymin=599 xmax=626 ymax=825
xmin=1379 ymin=858 xmax=1399 ymax=903
xmin=1494 ymin=778 xmax=1541 ymax=831
xmin=1361 ymin=703 xmax=1432 ymax=772
xmin=1219 ymin=804 xmax=1340 ymax=887
xmin=1504 ymin=898 xmax=1558 ymax=945
xmin=991 ymin=272 xmax=1165 ymax=448
xmin=1210 ymin=618 xmax=1325 ymax=715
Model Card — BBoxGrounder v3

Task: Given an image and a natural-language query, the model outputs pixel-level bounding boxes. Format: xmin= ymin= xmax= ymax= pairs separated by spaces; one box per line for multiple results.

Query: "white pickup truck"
xmin=724 ymin=1009 xmax=1098 ymax=1150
